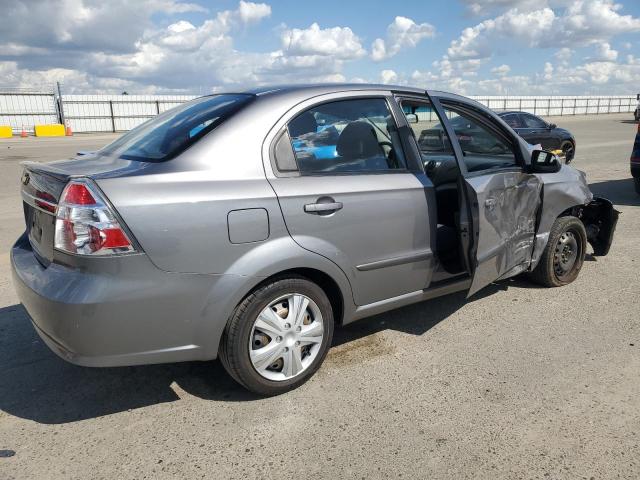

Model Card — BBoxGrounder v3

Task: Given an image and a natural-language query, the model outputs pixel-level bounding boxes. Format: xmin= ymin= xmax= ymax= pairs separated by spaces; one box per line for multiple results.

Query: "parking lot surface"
xmin=1 ymin=115 xmax=639 ymax=479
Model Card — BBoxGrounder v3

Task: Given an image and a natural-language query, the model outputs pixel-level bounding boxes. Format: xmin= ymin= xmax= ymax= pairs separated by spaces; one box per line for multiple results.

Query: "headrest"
xmin=289 ymin=112 xmax=318 ymax=138
xmin=336 ymin=121 xmax=383 ymax=159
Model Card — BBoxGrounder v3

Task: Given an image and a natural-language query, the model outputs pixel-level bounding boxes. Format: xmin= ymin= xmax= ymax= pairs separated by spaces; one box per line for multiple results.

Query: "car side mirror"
xmin=405 ymin=113 xmax=418 ymax=124
xmin=530 ymin=149 xmax=561 ymax=173
xmin=548 ymin=123 xmax=557 ymax=129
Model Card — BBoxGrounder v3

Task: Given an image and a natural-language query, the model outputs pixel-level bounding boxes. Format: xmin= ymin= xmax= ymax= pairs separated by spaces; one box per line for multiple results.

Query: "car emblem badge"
xmin=21 ymin=172 xmax=30 ymax=186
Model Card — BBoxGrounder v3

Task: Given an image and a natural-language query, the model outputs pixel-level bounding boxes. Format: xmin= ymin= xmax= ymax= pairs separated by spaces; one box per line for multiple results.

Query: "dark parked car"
xmin=498 ymin=111 xmax=576 ymax=163
xmin=632 ymin=123 xmax=640 ymax=194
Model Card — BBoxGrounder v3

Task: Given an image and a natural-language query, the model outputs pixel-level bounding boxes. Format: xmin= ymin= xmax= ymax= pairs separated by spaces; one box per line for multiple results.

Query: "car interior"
xmin=287 ymin=99 xmax=406 ymax=173
xmin=401 ymin=99 xmax=519 ymax=280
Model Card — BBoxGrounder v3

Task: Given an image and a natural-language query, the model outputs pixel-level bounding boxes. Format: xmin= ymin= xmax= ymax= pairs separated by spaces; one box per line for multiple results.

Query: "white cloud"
xmin=281 ymin=23 xmax=366 ymax=60
xmin=448 ymin=0 xmax=640 ymax=61
xmin=1 ymin=1 xmax=358 ymax=93
xmin=237 ymin=1 xmax=271 ymax=24
xmin=460 ymin=0 xmax=546 ymax=16
xmin=554 ymin=47 xmax=573 ymax=63
xmin=491 ymin=64 xmax=511 ymax=76
xmin=593 ymin=42 xmax=618 ymax=61
xmin=371 ymin=16 xmax=435 ymax=61
xmin=380 ymin=69 xmax=398 ymax=84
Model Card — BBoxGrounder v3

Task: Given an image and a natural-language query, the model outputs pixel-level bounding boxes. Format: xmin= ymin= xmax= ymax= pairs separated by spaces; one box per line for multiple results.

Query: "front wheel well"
xmin=556 ymin=198 xmax=618 ymax=256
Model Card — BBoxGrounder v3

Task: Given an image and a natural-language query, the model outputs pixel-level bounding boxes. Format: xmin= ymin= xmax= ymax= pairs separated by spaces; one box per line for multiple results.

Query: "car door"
xmin=520 ymin=113 xmax=554 ymax=149
xmin=265 ymin=93 xmax=435 ymax=306
xmin=434 ymin=98 xmax=542 ymax=297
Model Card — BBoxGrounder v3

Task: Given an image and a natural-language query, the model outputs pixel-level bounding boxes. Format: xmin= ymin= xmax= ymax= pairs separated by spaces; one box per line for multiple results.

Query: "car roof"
xmin=244 ymin=83 xmax=427 ymax=96
xmin=498 ymin=110 xmax=539 ymax=116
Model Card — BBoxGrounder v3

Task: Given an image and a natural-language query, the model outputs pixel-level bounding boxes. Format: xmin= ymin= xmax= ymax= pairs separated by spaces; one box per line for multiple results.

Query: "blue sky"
xmin=2 ymin=0 xmax=640 ymax=95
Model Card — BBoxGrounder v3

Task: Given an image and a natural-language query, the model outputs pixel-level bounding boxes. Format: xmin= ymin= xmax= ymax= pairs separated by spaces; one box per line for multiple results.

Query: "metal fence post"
xmin=109 ymin=100 xmax=116 ymax=132
xmin=56 ymin=82 xmax=65 ymax=126
xmin=155 ymin=100 xmax=160 ymax=115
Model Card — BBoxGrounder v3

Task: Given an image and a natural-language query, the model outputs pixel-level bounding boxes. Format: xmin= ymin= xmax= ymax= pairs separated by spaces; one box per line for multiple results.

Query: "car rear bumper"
xmin=10 ymin=233 xmax=226 ymax=367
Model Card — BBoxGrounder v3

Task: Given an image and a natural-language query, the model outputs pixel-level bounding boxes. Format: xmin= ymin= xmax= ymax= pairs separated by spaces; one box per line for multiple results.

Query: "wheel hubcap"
xmin=553 ymin=230 xmax=579 ymax=279
xmin=249 ymin=293 xmax=324 ymax=381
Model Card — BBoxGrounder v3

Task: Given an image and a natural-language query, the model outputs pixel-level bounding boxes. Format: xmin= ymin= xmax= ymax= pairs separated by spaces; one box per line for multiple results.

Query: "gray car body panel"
xmin=529 ymin=166 xmax=593 ymax=269
xmin=10 ymin=83 xmax=609 ymax=367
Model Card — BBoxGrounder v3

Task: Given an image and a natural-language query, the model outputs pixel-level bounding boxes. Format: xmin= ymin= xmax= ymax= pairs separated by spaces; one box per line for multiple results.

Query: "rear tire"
xmin=219 ymin=276 xmax=334 ymax=396
xmin=528 ymin=216 xmax=586 ymax=287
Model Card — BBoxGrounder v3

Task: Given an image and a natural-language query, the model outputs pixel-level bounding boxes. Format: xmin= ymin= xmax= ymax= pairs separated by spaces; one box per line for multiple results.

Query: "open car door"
xmin=429 ymin=94 xmax=542 ymax=297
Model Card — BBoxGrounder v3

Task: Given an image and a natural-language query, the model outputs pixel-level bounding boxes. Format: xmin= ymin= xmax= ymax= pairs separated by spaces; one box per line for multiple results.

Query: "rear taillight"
xmin=54 ymin=180 xmax=137 ymax=256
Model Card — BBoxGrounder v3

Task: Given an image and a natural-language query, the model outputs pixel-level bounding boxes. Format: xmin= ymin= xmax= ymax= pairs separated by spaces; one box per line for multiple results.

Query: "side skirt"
xmin=347 ymin=276 xmax=471 ymax=324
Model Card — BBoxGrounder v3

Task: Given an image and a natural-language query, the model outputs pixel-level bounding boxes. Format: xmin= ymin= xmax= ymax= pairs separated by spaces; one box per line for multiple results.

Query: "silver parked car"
xmin=11 ymin=84 xmax=618 ymax=395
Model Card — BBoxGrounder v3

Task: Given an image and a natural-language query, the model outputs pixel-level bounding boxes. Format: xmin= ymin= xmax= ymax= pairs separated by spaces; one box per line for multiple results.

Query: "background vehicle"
xmin=632 ymin=123 xmax=640 ymax=194
xmin=11 ymin=85 xmax=618 ymax=396
xmin=498 ymin=111 xmax=576 ymax=163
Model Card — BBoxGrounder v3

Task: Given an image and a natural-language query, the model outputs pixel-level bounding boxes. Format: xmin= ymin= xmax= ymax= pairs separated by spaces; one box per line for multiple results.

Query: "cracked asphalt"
xmin=0 ymin=114 xmax=639 ymax=479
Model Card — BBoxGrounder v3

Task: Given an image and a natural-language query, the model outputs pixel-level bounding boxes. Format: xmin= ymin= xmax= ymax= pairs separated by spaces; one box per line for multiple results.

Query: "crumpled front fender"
xmin=581 ymin=197 xmax=619 ymax=256
xmin=530 ymin=166 xmax=593 ymax=269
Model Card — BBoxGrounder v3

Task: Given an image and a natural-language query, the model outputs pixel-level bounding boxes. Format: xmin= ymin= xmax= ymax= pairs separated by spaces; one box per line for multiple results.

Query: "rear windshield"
xmin=99 ymin=94 xmax=254 ymax=162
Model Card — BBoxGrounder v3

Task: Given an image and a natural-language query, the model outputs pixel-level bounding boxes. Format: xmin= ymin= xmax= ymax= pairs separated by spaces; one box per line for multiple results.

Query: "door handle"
xmin=304 ymin=201 xmax=343 ymax=214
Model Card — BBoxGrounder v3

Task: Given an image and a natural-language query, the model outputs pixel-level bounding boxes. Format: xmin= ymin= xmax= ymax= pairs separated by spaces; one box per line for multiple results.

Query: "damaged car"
xmin=11 ymin=84 xmax=618 ymax=396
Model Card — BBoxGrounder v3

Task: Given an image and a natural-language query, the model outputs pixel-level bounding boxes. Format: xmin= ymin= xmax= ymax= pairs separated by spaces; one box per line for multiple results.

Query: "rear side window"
xmin=501 ymin=113 xmax=523 ymax=129
xmin=286 ymin=98 xmax=407 ymax=174
xmin=99 ymin=94 xmax=254 ymax=162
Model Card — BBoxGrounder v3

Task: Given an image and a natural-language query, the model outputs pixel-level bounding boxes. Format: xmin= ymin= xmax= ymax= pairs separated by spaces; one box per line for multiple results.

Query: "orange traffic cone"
xmin=65 ymin=124 xmax=73 ymax=136
xmin=20 ymin=127 xmax=27 ymax=138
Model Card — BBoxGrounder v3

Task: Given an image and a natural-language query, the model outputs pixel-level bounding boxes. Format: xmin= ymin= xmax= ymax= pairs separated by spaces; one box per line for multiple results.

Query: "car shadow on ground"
xmin=618 ymin=120 xmax=638 ymax=124
xmin=588 ymin=178 xmax=639 ymax=207
xmin=0 ymin=283 xmax=508 ymax=424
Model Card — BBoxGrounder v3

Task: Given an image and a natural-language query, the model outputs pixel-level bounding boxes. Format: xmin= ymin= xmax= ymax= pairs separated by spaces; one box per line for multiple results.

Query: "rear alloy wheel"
xmin=219 ymin=276 xmax=334 ymax=396
xmin=561 ymin=140 xmax=575 ymax=164
xmin=528 ymin=216 xmax=586 ymax=287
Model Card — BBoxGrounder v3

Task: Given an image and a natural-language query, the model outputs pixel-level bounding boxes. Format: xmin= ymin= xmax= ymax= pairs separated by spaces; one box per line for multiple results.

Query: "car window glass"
xmin=99 ymin=94 xmax=254 ymax=162
xmin=501 ymin=113 xmax=523 ymax=129
xmin=287 ymin=98 xmax=406 ymax=174
xmin=400 ymin=99 xmax=461 ymax=184
xmin=522 ymin=114 xmax=548 ymax=129
xmin=442 ymin=105 xmax=518 ymax=173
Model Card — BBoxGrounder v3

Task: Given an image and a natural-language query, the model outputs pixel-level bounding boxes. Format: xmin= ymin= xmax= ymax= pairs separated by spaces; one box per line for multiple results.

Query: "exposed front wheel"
xmin=219 ymin=276 xmax=334 ymax=396
xmin=561 ymin=140 xmax=575 ymax=164
xmin=528 ymin=216 xmax=587 ymax=287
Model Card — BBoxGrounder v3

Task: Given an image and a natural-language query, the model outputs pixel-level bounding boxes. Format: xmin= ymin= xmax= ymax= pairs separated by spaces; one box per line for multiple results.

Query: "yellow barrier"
xmin=34 ymin=124 xmax=65 ymax=137
xmin=0 ymin=126 xmax=12 ymax=138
